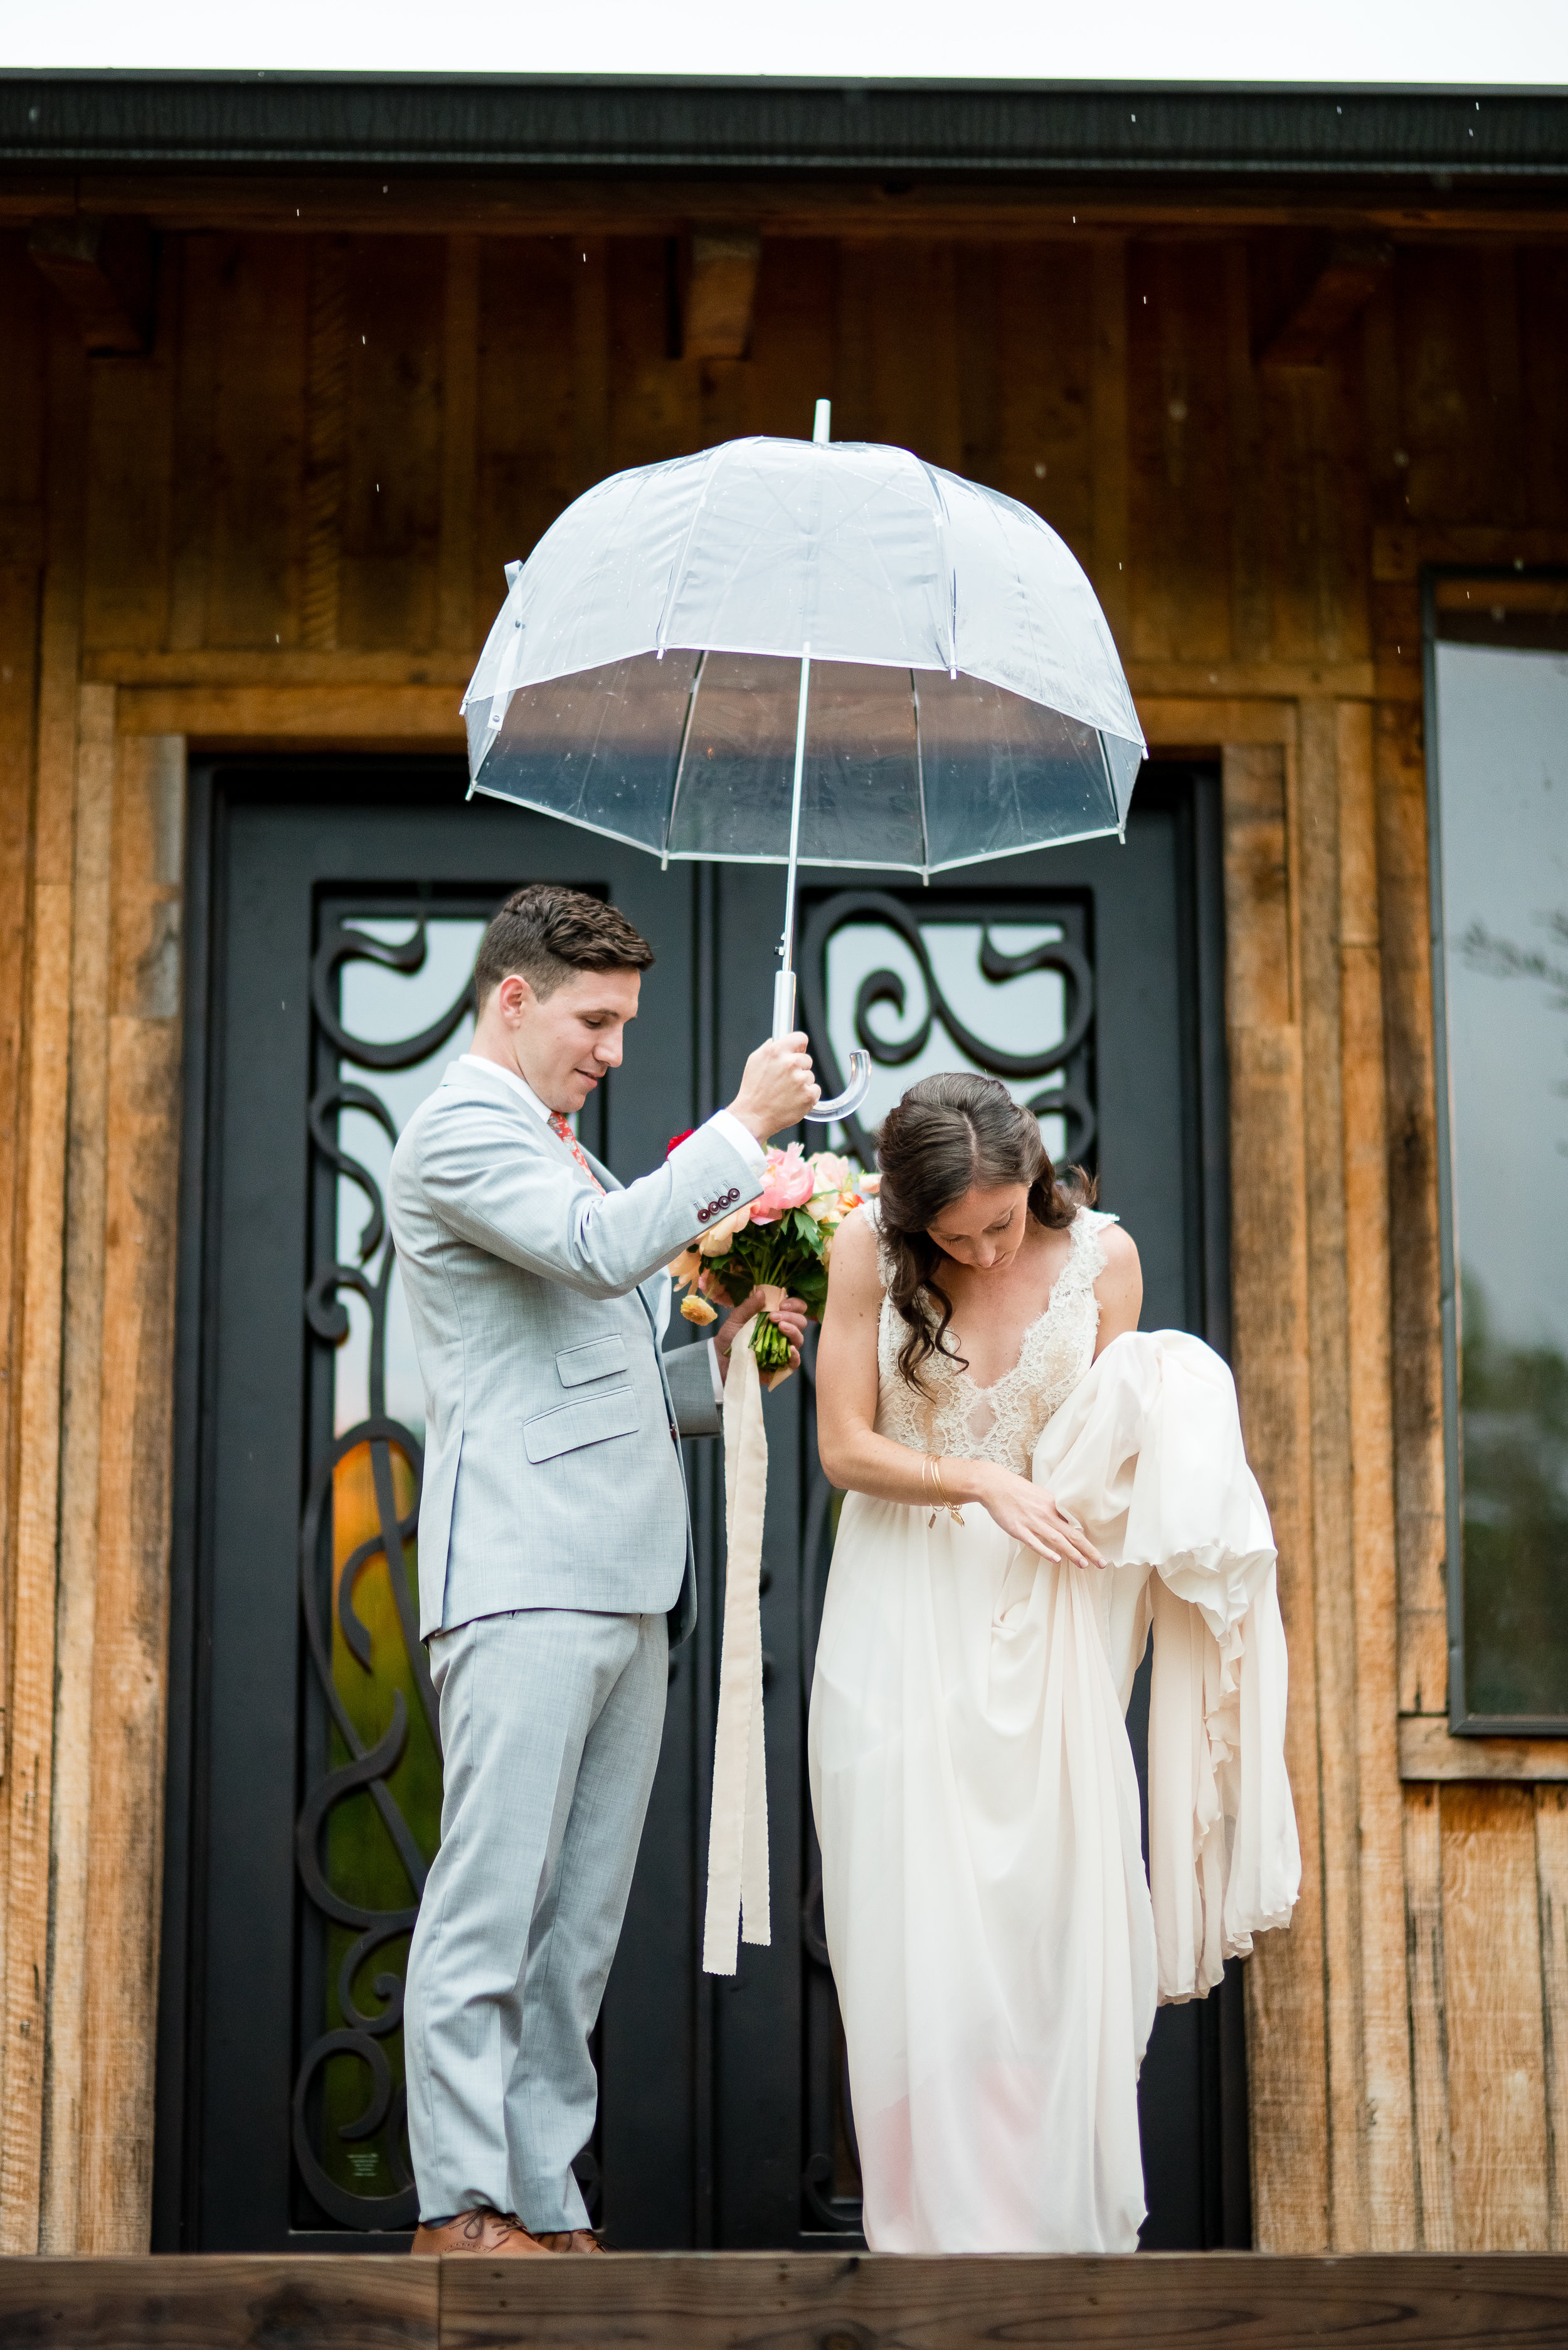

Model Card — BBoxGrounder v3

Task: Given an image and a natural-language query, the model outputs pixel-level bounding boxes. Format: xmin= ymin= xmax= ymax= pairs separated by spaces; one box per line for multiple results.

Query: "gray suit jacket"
xmin=389 ymin=1060 xmax=761 ymax=1644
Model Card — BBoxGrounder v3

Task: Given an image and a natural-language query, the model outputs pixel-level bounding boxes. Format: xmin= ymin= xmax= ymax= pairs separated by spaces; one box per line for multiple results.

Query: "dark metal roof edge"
xmin=2 ymin=72 xmax=1565 ymax=182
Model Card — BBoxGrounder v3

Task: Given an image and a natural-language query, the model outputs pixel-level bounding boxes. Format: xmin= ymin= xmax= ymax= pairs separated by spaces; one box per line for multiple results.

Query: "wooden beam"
xmin=1401 ymin=1717 xmax=1568 ymax=1784
xmin=1374 ymin=523 xmax=1568 ymax=582
xmin=1257 ymin=240 xmax=1394 ymax=371
xmin=1221 ymin=742 xmax=1329 ymax=2252
xmin=76 ymin=734 xmax=186 ymax=2252
xmin=444 ymin=2250 xmax=1568 ymax=2347
xmin=1338 ymin=698 xmax=1416 ymax=2247
xmin=38 ymin=681 xmax=115 ymax=2252
xmin=1297 ymin=698 xmax=1370 ymax=2246
xmin=77 ymin=646 xmax=1376 ymax=702
xmin=0 ymin=314 xmax=86 ymax=2257
xmin=0 ymin=2255 xmax=437 ymax=2348
xmin=8 ymin=171 xmax=1568 ymax=243
xmin=5 ymin=2250 xmax=1568 ymax=2348
xmin=681 ymin=228 xmax=762 ymax=361
xmin=27 ymin=216 xmax=157 ymax=357
xmin=115 ymin=683 xmax=465 ymax=747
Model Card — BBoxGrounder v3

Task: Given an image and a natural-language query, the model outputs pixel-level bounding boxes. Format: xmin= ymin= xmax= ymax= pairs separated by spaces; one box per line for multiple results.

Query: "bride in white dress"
xmin=808 ymin=1073 xmax=1300 ymax=2255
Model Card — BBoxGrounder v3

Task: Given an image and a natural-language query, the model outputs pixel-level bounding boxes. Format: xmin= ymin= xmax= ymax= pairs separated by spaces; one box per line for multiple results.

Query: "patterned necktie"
xmin=548 ymin=1110 xmax=606 ymax=1196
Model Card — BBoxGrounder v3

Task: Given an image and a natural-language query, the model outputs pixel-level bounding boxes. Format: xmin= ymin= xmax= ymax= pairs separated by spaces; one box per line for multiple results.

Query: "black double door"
xmin=154 ymin=756 xmax=1248 ymax=2253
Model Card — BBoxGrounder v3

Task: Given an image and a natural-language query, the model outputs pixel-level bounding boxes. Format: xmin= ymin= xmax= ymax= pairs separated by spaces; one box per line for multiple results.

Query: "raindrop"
xmin=1168 ymin=398 xmax=1188 ymax=423
xmin=1491 ymin=605 xmax=1506 ymax=623
xmin=1393 ymin=449 xmax=1409 ymax=467
xmin=1034 ymin=461 xmax=1047 ymax=478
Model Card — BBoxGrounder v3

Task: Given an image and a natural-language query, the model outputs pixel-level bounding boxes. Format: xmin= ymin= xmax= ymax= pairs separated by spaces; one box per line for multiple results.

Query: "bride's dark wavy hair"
xmin=875 ymin=1071 xmax=1094 ymax=1395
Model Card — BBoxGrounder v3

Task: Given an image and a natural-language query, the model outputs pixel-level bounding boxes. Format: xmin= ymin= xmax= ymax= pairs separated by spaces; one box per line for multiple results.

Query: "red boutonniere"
xmin=666 ymin=1128 xmax=695 ymax=1156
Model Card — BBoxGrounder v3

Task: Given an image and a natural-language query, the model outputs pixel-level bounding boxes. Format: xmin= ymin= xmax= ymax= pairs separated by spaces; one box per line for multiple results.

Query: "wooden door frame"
xmin=0 ymin=669 xmax=1417 ymax=2253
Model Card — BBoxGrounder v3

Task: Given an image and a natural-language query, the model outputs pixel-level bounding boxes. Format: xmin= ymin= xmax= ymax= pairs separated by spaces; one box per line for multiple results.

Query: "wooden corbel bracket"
xmin=28 ymin=213 xmax=158 ymax=355
xmin=1258 ymin=237 xmax=1394 ymax=371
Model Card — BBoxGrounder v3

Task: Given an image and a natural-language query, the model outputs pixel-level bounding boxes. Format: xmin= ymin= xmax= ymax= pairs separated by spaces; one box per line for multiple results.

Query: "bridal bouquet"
xmin=668 ymin=1143 xmax=876 ymax=1383
xmin=671 ymin=1140 xmax=876 ymax=1975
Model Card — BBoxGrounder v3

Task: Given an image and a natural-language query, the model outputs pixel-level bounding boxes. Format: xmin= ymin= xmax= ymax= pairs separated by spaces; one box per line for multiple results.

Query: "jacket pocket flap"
xmin=555 ymin=1335 xmax=628 ymax=1389
xmin=525 ymin=1388 xmax=640 ymax=1464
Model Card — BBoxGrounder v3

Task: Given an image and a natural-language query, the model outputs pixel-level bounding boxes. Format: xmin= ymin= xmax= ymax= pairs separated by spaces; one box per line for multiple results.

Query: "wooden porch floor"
xmin=3 ymin=2252 xmax=1568 ymax=2347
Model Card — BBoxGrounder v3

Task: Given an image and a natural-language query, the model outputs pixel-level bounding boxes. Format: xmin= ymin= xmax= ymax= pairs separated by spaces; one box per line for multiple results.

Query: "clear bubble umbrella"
xmin=462 ymin=402 xmax=1145 ymax=1122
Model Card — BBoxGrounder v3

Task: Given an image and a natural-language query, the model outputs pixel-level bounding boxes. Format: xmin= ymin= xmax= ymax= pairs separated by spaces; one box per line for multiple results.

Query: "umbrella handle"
xmin=805 ymin=1051 xmax=871 ymax=1125
xmin=775 ymin=971 xmax=871 ymax=1123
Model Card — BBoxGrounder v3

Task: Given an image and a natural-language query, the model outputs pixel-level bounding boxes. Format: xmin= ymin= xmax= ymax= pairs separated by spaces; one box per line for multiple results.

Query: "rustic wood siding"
xmin=1 ymin=210 xmax=1564 ymax=2252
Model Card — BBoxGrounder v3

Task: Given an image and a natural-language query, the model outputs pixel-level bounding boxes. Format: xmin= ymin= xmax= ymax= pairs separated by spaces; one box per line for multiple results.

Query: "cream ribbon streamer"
xmin=702 ymin=1317 xmax=775 ymax=1974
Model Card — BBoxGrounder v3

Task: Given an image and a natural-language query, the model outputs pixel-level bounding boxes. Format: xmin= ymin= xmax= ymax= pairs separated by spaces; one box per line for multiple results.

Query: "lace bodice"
xmin=871 ymin=1207 xmax=1115 ymax=1476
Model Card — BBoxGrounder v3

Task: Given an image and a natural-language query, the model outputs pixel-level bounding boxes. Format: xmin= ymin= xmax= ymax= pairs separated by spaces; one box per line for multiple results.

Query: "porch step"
xmin=3 ymin=2250 xmax=1568 ymax=2348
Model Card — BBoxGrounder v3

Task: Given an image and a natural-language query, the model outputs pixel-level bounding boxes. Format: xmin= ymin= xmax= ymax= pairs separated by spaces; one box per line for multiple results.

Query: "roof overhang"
xmin=2 ymin=72 xmax=1566 ymax=189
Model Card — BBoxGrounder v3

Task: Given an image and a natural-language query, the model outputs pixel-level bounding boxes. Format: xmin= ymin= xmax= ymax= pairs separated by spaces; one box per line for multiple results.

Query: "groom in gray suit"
xmin=390 ymin=882 xmax=816 ymax=2257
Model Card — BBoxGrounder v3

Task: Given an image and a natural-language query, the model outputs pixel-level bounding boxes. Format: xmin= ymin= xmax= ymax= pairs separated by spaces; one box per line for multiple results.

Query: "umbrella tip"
xmin=504 ymin=558 xmax=521 ymax=588
xmin=812 ymin=398 xmax=832 ymax=446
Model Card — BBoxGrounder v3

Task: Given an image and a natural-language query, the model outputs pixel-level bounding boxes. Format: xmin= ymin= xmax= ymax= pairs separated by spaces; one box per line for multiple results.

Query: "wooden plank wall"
xmin=0 ymin=208 xmax=1565 ymax=2253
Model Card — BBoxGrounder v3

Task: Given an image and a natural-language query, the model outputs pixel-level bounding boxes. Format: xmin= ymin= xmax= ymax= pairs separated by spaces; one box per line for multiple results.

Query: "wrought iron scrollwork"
xmin=292 ymin=915 xmax=474 ymax=2231
xmin=797 ymin=889 xmax=1096 ymax=1169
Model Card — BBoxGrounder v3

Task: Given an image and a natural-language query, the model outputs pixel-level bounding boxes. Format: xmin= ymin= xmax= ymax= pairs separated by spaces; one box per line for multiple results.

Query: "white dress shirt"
xmin=455 ymin=1053 xmax=764 ymax=1405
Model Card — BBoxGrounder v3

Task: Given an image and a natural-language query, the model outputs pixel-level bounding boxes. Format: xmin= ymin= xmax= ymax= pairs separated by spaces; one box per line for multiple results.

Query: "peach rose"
xmin=697 ymin=1199 xmax=754 ymax=1256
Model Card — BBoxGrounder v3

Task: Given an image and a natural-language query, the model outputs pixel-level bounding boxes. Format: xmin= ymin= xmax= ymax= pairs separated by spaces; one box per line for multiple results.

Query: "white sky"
xmin=4 ymin=0 xmax=1566 ymax=85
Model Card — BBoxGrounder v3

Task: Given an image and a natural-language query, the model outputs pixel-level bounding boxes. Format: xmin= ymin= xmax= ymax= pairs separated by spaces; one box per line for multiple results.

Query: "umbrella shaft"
xmin=775 ymin=646 xmax=812 ymax=1039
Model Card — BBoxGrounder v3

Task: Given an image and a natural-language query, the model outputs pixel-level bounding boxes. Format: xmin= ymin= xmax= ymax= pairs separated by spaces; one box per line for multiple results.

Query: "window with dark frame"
xmin=1426 ymin=570 xmax=1568 ymax=1733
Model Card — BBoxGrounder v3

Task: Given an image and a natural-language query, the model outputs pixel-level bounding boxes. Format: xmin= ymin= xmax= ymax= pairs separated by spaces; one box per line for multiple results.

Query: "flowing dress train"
xmin=807 ymin=1208 xmax=1300 ymax=2253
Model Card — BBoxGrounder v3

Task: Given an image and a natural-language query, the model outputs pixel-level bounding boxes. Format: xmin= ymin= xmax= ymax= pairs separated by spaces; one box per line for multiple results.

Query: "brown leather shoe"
xmin=411 ymin=2208 xmax=552 ymax=2257
xmin=533 ymin=2228 xmax=605 ymax=2254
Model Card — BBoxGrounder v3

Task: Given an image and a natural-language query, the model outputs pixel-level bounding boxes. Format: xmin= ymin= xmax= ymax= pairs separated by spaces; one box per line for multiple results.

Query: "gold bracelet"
xmin=924 ymin=1452 xmax=965 ymax=1528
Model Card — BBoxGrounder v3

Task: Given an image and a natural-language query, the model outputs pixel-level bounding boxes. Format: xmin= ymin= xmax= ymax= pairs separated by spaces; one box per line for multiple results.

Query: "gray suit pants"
xmin=403 ymin=1607 xmax=667 ymax=2230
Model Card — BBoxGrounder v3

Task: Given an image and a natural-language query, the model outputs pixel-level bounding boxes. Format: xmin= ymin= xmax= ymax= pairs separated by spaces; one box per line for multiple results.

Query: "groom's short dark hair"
xmin=474 ymin=883 xmax=655 ymax=1007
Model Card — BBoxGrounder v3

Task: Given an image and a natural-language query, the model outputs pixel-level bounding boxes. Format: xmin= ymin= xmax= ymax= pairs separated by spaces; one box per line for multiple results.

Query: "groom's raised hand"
xmin=728 ymin=1032 xmax=820 ymax=1143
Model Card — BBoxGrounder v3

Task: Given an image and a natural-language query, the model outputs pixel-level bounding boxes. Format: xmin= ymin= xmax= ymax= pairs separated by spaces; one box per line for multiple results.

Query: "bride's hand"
xmin=970 ymin=1464 xmax=1103 ymax=1570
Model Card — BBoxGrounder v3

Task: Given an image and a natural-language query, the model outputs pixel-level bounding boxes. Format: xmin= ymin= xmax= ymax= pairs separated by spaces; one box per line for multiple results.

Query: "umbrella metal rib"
xmin=773 ymin=645 xmax=813 ymax=1043
xmin=909 ymin=669 xmax=931 ymax=885
xmin=660 ymin=649 xmax=707 ymax=873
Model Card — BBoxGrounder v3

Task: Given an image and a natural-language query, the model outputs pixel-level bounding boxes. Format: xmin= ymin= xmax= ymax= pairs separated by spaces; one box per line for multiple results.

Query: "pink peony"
xmin=749 ymin=1141 xmax=816 ymax=1225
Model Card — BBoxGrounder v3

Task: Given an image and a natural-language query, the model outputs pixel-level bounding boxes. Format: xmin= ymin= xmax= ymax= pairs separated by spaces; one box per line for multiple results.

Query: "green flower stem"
xmin=750 ymin=1312 xmax=792 ymax=1371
